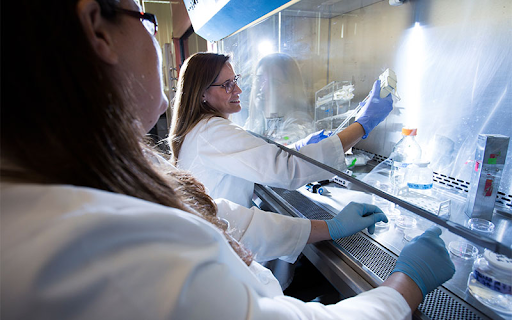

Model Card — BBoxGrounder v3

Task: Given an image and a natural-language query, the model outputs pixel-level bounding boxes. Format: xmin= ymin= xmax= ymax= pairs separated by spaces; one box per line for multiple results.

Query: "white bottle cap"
xmin=483 ymin=249 xmax=512 ymax=272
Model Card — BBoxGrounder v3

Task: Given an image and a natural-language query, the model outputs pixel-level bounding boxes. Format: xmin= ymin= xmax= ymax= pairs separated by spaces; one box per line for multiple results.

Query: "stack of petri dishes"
xmin=467 ymin=249 xmax=512 ymax=315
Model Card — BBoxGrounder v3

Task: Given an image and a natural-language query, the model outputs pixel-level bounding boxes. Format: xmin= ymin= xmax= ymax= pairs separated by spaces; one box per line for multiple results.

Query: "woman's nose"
xmin=234 ymin=83 xmax=242 ymax=94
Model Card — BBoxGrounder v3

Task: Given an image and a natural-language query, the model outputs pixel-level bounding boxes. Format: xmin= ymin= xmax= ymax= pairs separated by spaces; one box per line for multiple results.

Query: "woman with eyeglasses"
xmin=2 ymin=0 xmax=454 ymax=319
xmin=170 ymin=53 xmax=393 ymax=209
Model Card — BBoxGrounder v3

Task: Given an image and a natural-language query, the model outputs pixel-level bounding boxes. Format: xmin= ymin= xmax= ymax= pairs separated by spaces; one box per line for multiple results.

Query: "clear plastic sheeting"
xmin=242 ymin=53 xmax=315 ymax=145
xmin=218 ymin=0 xmax=512 ymax=197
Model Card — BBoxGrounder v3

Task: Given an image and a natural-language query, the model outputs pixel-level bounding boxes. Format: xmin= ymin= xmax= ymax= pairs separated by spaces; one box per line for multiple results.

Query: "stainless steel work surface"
xmin=254 ymin=183 xmax=508 ymax=320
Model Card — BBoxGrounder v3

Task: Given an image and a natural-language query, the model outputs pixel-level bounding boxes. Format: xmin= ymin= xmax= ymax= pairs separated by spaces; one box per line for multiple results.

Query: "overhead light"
xmin=258 ymin=41 xmax=275 ymax=57
xmin=389 ymin=0 xmax=404 ymax=6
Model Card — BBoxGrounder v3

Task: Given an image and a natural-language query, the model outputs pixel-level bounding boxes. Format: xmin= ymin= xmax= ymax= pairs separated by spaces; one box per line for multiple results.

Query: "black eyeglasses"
xmin=209 ymin=75 xmax=241 ymax=94
xmin=115 ymin=8 xmax=158 ymax=36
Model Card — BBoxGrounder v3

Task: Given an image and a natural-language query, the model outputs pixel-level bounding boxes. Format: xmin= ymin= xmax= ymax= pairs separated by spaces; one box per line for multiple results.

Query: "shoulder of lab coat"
xmin=1 ymin=183 xmax=411 ymax=320
xmin=184 ymin=117 xmax=346 ymax=189
xmin=215 ymin=198 xmax=310 ymax=263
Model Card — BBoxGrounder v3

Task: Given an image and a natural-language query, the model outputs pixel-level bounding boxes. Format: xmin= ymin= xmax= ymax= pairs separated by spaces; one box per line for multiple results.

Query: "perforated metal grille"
xmin=268 ymin=187 xmax=490 ymax=320
xmin=420 ymin=290 xmax=484 ymax=320
xmin=497 ymin=192 xmax=512 ymax=209
xmin=334 ymin=233 xmax=396 ymax=280
xmin=271 ymin=188 xmax=334 ymax=220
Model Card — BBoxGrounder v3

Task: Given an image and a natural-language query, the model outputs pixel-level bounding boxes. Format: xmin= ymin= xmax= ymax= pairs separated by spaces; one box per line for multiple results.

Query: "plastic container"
xmin=467 ymin=249 xmax=512 ymax=314
xmin=371 ymin=182 xmax=401 ymax=220
xmin=395 ymin=215 xmax=417 ymax=229
xmin=403 ymin=228 xmax=423 ymax=241
xmin=467 ymin=218 xmax=495 ymax=234
xmin=448 ymin=241 xmax=479 ymax=260
xmin=390 ymin=128 xmax=422 ymax=187
xmin=405 ymin=162 xmax=433 ymax=195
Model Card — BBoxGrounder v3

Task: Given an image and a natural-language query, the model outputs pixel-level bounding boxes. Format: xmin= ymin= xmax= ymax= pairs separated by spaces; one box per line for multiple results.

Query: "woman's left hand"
xmin=293 ymin=130 xmax=330 ymax=151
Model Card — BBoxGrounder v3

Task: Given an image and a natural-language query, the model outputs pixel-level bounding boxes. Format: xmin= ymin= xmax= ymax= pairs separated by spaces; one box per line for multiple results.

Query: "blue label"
xmin=393 ymin=161 xmax=411 ymax=169
xmin=474 ymin=270 xmax=512 ymax=294
xmin=407 ymin=183 xmax=433 ymax=190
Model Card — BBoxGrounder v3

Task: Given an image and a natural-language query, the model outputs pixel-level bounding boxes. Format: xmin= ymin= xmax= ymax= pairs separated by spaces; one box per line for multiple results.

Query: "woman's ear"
xmin=76 ymin=0 xmax=118 ymax=64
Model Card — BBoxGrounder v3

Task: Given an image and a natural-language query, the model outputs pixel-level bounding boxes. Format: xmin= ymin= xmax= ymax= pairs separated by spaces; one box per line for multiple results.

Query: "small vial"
xmin=467 ymin=249 xmax=512 ymax=315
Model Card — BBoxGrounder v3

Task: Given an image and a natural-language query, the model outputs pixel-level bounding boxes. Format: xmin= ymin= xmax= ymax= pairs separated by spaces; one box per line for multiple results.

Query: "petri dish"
xmin=448 ymin=241 xmax=479 ymax=260
xmin=467 ymin=218 xmax=495 ymax=234
xmin=403 ymin=228 xmax=424 ymax=242
xmin=372 ymin=196 xmax=400 ymax=220
xmin=374 ymin=221 xmax=390 ymax=233
xmin=395 ymin=215 xmax=417 ymax=229
xmin=385 ymin=207 xmax=401 ymax=220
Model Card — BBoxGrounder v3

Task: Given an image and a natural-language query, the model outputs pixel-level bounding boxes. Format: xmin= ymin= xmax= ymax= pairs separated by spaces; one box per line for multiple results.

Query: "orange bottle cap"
xmin=402 ymin=128 xmax=417 ymax=136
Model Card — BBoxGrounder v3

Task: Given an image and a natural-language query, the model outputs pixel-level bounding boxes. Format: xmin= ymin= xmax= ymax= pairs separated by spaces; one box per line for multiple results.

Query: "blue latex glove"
xmin=294 ymin=130 xmax=330 ymax=151
xmin=355 ymin=80 xmax=393 ymax=139
xmin=391 ymin=226 xmax=455 ymax=298
xmin=325 ymin=202 xmax=388 ymax=239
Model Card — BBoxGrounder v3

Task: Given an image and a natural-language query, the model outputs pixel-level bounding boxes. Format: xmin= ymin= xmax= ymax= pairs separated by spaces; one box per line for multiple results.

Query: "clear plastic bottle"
xmin=467 ymin=249 xmax=512 ymax=315
xmin=390 ymin=128 xmax=422 ymax=187
xmin=405 ymin=162 xmax=433 ymax=195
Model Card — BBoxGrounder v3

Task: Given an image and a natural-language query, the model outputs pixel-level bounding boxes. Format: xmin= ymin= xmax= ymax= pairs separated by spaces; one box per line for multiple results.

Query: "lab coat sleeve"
xmin=179 ymin=261 xmax=413 ymax=320
xmin=2 ymin=185 xmax=412 ymax=320
xmin=194 ymin=118 xmax=346 ymax=190
xmin=170 ymin=222 xmax=413 ymax=320
xmin=215 ymin=198 xmax=310 ymax=263
xmin=257 ymin=286 xmax=412 ymax=320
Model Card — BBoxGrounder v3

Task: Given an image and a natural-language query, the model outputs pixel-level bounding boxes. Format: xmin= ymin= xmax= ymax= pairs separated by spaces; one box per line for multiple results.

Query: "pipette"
xmin=332 ymin=69 xmax=400 ymax=135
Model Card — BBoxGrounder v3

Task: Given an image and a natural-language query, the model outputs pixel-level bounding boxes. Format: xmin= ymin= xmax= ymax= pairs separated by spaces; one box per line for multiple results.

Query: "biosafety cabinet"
xmin=185 ymin=0 xmax=512 ymax=319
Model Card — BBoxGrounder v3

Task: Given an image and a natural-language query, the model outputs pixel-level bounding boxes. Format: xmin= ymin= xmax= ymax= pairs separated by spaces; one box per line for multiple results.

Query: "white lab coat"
xmin=1 ymin=183 xmax=411 ymax=320
xmin=177 ymin=117 xmax=346 ymax=207
xmin=147 ymin=151 xmax=309 ymax=263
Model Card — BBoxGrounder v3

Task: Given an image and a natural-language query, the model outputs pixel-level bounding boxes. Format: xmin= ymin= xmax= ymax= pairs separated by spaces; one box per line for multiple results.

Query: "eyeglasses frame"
xmin=115 ymin=8 xmax=158 ymax=36
xmin=209 ymin=74 xmax=241 ymax=94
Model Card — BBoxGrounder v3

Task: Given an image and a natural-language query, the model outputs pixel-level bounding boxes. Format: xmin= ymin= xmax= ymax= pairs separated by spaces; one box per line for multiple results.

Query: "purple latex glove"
xmin=355 ymin=80 xmax=393 ymax=139
xmin=294 ymin=130 xmax=330 ymax=151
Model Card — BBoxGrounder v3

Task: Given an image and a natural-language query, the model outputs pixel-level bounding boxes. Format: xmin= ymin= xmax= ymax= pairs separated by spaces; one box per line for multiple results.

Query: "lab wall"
xmin=219 ymin=0 xmax=512 ymax=197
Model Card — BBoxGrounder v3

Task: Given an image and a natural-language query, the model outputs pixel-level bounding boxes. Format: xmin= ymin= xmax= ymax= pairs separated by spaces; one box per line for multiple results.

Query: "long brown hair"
xmin=169 ymin=53 xmax=229 ymax=164
xmin=1 ymin=0 xmax=251 ymax=265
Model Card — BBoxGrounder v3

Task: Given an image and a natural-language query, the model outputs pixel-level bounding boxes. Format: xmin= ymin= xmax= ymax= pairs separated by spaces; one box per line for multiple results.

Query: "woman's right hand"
xmin=391 ymin=226 xmax=455 ymax=298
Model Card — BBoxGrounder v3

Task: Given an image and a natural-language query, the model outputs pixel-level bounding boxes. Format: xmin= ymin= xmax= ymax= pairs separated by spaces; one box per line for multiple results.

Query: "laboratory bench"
xmin=253 ymin=157 xmax=512 ymax=320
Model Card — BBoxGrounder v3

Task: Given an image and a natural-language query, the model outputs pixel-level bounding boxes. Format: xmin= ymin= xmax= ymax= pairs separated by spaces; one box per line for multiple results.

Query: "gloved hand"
xmin=294 ymin=130 xmax=330 ymax=151
xmin=355 ymin=80 xmax=393 ymax=139
xmin=325 ymin=202 xmax=388 ymax=239
xmin=391 ymin=226 xmax=455 ymax=298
